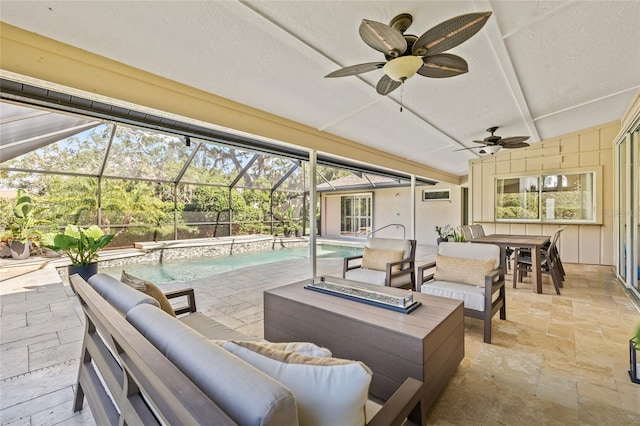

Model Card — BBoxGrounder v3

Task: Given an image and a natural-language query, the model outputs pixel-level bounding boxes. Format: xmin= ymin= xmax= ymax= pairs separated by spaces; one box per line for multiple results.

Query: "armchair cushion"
xmin=434 ymin=254 xmax=495 ymax=287
xmin=361 ymin=247 xmax=404 ymax=272
xmin=345 ymin=268 xmax=387 ymax=286
xmin=367 ymin=238 xmax=412 ymax=259
xmin=223 ymin=341 xmax=372 ymax=426
xmin=420 ymin=280 xmax=487 ymax=311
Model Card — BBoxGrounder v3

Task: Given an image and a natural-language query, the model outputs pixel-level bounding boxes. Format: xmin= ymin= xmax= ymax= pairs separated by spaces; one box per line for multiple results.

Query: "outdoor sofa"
xmin=70 ymin=273 xmax=425 ymax=425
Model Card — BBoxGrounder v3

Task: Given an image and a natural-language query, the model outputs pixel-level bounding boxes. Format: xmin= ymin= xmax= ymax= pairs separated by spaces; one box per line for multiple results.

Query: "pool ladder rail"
xmin=367 ymin=224 xmax=406 ymax=240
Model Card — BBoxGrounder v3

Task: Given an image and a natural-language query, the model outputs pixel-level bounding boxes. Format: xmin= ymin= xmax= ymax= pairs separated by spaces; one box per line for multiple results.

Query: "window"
xmin=496 ymin=171 xmax=597 ymax=223
xmin=496 ymin=176 xmax=539 ymax=220
xmin=422 ymin=189 xmax=450 ymax=201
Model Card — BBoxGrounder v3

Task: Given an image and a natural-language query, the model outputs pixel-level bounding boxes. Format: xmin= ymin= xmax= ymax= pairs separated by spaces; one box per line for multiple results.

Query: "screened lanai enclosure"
xmin=0 ymin=99 xmax=418 ymax=248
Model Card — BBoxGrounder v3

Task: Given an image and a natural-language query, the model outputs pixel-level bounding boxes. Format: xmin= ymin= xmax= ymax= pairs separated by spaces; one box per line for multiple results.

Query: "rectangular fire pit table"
xmin=264 ymin=276 xmax=464 ymax=411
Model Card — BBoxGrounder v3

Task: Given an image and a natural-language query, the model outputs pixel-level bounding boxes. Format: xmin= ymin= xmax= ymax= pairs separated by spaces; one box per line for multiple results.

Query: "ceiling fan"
xmin=325 ymin=11 xmax=492 ymax=96
xmin=454 ymin=126 xmax=530 ymax=155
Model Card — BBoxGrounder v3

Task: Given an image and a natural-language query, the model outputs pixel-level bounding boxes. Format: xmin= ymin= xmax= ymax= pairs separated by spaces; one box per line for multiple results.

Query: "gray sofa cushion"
xmin=126 ymin=304 xmax=298 ymax=426
xmin=88 ymin=273 xmax=159 ymax=314
xmin=179 ymin=312 xmax=252 ymax=341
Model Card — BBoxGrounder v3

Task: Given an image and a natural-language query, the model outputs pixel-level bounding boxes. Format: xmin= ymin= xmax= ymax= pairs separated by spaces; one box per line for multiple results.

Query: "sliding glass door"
xmin=340 ymin=193 xmax=372 ymax=237
xmin=617 ymin=129 xmax=639 ymax=298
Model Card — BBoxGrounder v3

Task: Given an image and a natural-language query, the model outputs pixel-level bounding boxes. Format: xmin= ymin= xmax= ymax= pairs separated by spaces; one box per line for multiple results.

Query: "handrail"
xmin=367 ymin=224 xmax=406 ymax=240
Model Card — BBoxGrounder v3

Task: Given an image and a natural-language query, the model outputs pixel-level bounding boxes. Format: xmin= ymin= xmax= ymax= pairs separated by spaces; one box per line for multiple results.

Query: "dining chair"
xmin=513 ymin=231 xmax=562 ymax=295
xmin=470 ymin=224 xmax=485 ymax=237
xmin=517 ymin=226 xmax=566 ymax=278
xmin=458 ymin=226 xmax=474 ymax=242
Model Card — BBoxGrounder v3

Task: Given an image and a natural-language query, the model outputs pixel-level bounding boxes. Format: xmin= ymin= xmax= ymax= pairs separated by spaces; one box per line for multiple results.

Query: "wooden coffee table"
xmin=264 ymin=277 xmax=464 ymax=412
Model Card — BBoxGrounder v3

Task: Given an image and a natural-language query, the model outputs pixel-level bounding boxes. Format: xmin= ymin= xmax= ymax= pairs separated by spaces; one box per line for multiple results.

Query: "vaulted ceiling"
xmin=1 ymin=1 xmax=638 ymax=177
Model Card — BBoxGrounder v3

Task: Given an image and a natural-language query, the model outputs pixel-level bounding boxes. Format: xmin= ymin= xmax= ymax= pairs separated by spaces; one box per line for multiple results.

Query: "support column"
xmin=309 ymin=150 xmax=317 ymax=278
xmin=410 ymin=174 xmax=416 ymax=240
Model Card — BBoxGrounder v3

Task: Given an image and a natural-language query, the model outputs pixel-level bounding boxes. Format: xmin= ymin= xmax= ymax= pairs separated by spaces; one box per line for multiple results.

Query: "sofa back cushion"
xmin=126 ymin=304 xmax=298 ymax=426
xmin=223 ymin=341 xmax=372 ymax=426
xmin=88 ymin=273 xmax=159 ymax=314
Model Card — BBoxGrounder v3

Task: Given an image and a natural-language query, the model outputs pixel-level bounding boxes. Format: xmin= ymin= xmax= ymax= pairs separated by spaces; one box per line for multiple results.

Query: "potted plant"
xmin=5 ymin=189 xmax=49 ymax=259
xmin=451 ymin=230 xmax=466 ymax=242
xmin=434 ymin=225 xmax=453 ymax=245
xmin=42 ymin=224 xmax=115 ymax=281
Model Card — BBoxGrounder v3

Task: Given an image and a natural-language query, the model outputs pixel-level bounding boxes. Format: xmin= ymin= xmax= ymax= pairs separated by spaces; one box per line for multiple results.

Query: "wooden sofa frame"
xmin=417 ymin=263 xmax=506 ymax=344
xmin=71 ymin=274 xmax=427 ymax=425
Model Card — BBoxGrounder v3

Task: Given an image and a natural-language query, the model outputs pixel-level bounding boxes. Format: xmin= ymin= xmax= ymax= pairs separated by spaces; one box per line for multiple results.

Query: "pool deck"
xmin=1 ymin=244 xmax=640 ymax=425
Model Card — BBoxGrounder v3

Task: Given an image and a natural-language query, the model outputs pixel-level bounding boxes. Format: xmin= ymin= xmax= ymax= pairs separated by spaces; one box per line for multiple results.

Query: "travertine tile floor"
xmin=1 ymin=249 xmax=639 ymax=425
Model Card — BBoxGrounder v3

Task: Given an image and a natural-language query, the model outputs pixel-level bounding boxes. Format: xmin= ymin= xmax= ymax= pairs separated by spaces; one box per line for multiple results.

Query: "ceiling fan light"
xmin=383 ymin=56 xmax=424 ymax=82
xmin=483 ymin=145 xmax=502 ymax=155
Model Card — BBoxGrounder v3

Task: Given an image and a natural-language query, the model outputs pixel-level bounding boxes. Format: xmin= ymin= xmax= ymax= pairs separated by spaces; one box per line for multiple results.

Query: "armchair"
xmin=417 ymin=242 xmax=505 ymax=344
xmin=343 ymin=238 xmax=417 ymax=289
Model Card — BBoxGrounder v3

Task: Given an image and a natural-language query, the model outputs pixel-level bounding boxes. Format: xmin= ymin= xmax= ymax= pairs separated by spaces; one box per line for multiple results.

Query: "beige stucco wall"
xmin=322 ymin=195 xmax=343 ymax=238
xmin=414 ymin=183 xmax=462 ymax=245
xmin=470 ymin=121 xmax=620 ymax=265
xmin=321 ymin=183 xmax=463 ymax=246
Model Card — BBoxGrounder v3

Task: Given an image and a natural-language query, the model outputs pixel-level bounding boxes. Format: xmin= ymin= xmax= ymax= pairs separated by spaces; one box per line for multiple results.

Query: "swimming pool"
xmin=100 ymin=244 xmax=362 ymax=284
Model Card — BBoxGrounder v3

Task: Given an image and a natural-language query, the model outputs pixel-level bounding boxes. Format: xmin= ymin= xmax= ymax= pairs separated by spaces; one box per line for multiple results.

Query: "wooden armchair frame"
xmin=343 ymin=239 xmax=417 ymax=289
xmin=164 ymin=288 xmax=197 ymax=315
xmin=417 ymin=262 xmax=505 ymax=344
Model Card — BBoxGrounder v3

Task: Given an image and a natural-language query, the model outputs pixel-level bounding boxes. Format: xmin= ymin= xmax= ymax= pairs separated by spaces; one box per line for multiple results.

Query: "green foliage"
xmin=496 ymin=193 xmax=539 ymax=220
xmin=42 ymin=225 xmax=114 ymax=265
xmin=451 ymin=230 xmax=466 ymax=242
xmin=2 ymin=122 xmax=313 ymax=243
xmin=4 ymin=189 xmax=50 ymax=243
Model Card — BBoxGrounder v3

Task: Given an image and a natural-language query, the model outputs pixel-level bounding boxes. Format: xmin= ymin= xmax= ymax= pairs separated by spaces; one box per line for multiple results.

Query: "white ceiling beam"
xmin=533 ymin=85 xmax=640 ymax=121
xmin=474 ymin=0 xmax=541 ymax=143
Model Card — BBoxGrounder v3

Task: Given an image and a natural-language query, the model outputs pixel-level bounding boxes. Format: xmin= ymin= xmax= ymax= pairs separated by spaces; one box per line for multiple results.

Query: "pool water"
xmin=100 ymin=244 xmax=362 ymax=284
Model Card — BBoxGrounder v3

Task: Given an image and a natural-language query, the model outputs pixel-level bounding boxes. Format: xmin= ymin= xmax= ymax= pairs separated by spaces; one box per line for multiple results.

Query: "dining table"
xmin=469 ymin=234 xmax=551 ymax=294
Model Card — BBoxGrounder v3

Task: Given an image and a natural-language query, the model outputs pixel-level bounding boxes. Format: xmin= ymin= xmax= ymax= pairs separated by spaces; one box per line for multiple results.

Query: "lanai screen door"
xmin=340 ymin=193 xmax=372 ymax=237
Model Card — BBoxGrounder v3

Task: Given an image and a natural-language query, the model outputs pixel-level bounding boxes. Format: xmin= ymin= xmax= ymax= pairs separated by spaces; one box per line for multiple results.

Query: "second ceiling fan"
xmin=455 ymin=127 xmax=530 ymax=155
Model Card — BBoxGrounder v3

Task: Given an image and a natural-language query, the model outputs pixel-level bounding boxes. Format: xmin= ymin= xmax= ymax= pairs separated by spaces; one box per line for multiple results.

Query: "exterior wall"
xmin=372 ymin=188 xmax=412 ymax=239
xmin=470 ymin=121 xmax=621 ymax=265
xmin=320 ymin=184 xmax=463 ymax=246
xmin=414 ymin=183 xmax=462 ymax=245
xmin=322 ymin=195 xmax=342 ymax=237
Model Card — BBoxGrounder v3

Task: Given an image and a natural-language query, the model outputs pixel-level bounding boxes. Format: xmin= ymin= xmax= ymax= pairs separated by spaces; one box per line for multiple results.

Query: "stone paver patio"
xmin=1 ymin=245 xmax=639 ymax=425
